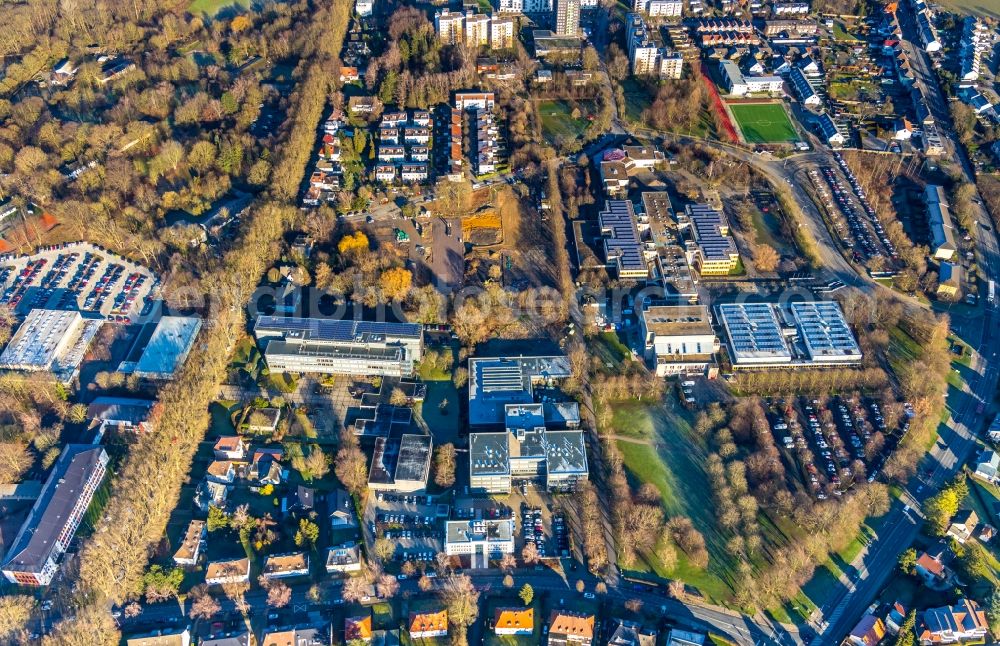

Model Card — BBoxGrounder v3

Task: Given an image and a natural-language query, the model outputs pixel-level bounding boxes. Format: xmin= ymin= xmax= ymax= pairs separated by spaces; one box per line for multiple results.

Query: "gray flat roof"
xmin=446 ymin=519 xmax=513 ymax=544
xmin=396 ymin=435 xmax=432 ymax=483
xmin=265 ymin=340 xmax=403 ymax=362
xmin=504 ymin=403 xmax=546 ymax=432
xmin=468 ymin=356 xmax=572 ymax=427
xmin=369 ymin=434 xmax=431 ymax=486
xmin=133 ymin=316 xmax=202 ymax=378
xmin=469 ymin=432 xmax=510 ymax=476
xmin=255 ymin=316 xmax=422 ymax=343
xmin=87 ymin=396 xmax=155 ymax=424
xmin=544 ymin=430 xmax=588 ymax=475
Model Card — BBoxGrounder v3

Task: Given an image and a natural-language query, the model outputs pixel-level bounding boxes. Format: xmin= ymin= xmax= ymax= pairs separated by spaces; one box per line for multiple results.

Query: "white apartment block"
xmin=436 ymin=10 xmax=466 ymax=45
xmin=254 ymin=317 xmax=424 ymax=378
xmin=635 ymin=0 xmax=683 ymax=16
xmin=436 ymin=10 xmax=517 ymax=51
xmin=649 ymin=0 xmax=683 ymax=16
xmin=555 ymin=0 xmax=581 ymax=36
xmin=627 ymin=13 xmax=683 ymax=79
xmin=490 ymin=17 xmax=516 ymax=49
xmin=466 ymin=13 xmax=491 ymax=46
xmin=523 ymin=0 xmax=553 ymax=11
xmin=498 ymin=0 xmax=524 ymax=11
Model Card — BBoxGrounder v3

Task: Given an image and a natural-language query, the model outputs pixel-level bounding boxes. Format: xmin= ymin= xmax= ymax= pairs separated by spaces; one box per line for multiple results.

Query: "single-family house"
xmin=346 ymin=613 xmax=373 ymax=643
xmin=886 ymin=602 xmax=908 ymax=635
xmin=915 ymin=542 xmax=954 ymax=588
xmin=894 ymin=118 xmax=913 ymax=141
xmin=213 ymin=436 xmax=248 ymax=461
xmin=284 ymin=485 xmax=314 ymax=514
xmin=251 ymin=449 xmax=283 ymax=485
xmin=245 ymin=407 xmax=281 ymax=433
xmin=974 ymin=449 xmax=999 ymax=484
xmin=946 ymin=509 xmax=979 ymax=545
xmin=918 ymin=599 xmax=988 ymax=645
xmin=330 ymin=488 xmax=358 ymax=528
xmin=607 ymin=618 xmax=656 ymax=645
xmin=988 ymin=415 xmax=1000 ymax=443
xmin=206 ymin=461 xmax=236 ymax=485
xmin=197 ymin=480 xmax=229 ymax=510
xmin=848 ymin=614 xmax=886 ymax=646
xmin=261 ymin=625 xmax=331 ymax=646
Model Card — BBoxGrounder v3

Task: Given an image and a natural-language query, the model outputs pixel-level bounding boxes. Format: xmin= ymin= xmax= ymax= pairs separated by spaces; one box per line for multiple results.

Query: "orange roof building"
xmin=548 ymin=610 xmax=595 ymax=645
xmin=409 ymin=609 xmax=448 ymax=639
xmin=494 ymin=607 xmax=533 ymax=636
xmin=346 ymin=614 xmax=373 ymax=642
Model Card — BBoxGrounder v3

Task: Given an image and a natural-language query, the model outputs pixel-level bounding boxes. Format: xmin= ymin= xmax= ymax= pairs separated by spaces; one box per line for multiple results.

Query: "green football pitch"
xmin=728 ymin=103 xmax=798 ymax=143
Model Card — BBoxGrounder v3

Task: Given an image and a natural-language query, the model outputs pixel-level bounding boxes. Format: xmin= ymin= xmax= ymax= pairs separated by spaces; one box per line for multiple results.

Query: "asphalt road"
xmin=112 ymin=568 xmax=804 ymax=646
xmin=815 ymin=3 xmax=1000 ymax=642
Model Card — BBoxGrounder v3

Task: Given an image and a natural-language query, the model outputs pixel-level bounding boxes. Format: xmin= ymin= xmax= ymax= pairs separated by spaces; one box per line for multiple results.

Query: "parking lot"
xmin=811 ymin=157 xmax=898 ymax=265
xmin=0 ymin=242 xmax=157 ymax=320
xmin=767 ymin=395 xmax=908 ymax=500
xmin=365 ymin=492 xmax=449 ymax=564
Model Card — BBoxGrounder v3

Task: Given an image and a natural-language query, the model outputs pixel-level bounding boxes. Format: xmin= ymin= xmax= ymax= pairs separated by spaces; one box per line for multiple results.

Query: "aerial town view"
xmin=2 ymin=0 xmax=1000 ymax=644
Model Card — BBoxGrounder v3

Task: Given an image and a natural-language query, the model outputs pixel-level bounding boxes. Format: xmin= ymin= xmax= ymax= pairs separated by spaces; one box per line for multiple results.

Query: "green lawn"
xmin=934 ymin=0 xmax=1000 ymax=15
xmin=209 ymin=401 xmax=239 ymax=437
xmin=728 ymin=103 xmax=798 ymax=143
xmin=620 ymin=78 xmax=655 ymax=123
xmin=751 ymin=206 xmax=795 ymax=256
xmin=832 ymin=21 xmax=860 ymax=41
xmin=538 ymin=100 xmax=592 ymax=143
xmin=188 ymin=0 xmax=249 ymax=17
xmin=610 ymin=399 xmax=735 ymax=602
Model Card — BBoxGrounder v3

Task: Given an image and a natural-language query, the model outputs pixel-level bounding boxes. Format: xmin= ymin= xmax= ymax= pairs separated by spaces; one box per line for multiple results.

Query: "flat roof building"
xmin=469 ymin=403 xmax=587 ymax=494
xmin=640 ymin=305 xmax=718 ymax=376
xmin=2 ymin=445 xmax=109 ymax=586
xmin=129 ymin=316 xmax=202 ymax=379
xmin=716 ymin=301 xmax=862 ymax=368
xmin=680 ymin=204 xmax=740 ymax=276
xmin=444 ymin=519 xmax=515 ymax=561
xmin=599 ymin=200 xmax=649 ymax=279
xmin=468 ymin=355 xmax=573 ymax=427
xmin=254 ymin=316 xmax=423 ymax=378
xmin=0 ymin=309 xmax=102 ymax=382
xmin=368 ymin=433 xmax=433 ymax=492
